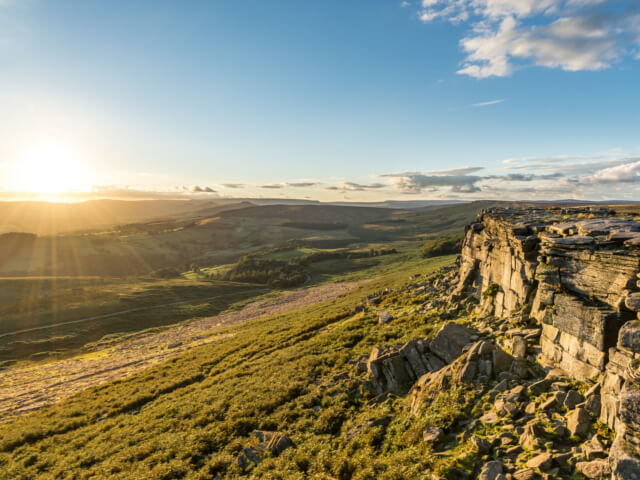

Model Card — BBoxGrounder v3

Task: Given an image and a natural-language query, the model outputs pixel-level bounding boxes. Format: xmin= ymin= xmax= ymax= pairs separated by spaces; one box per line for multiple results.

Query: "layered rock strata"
xmin=456 ymin=206 xmax=640 ymax=477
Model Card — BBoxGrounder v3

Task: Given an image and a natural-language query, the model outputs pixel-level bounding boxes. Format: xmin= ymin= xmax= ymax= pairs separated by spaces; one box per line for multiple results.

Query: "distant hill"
xmin=0 ymin=199 xmax=243 ymax=235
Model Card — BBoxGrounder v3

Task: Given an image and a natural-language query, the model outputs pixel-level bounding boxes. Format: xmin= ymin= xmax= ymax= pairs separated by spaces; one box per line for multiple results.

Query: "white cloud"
xmin=589 ymin=160 xmax=640 ymax=183
xmin=416 ymin=0 xmax=640 ymax=78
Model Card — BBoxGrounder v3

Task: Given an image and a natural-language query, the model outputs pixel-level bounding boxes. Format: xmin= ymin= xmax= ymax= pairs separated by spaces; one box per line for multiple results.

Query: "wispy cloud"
xmin=471 ymin=99 xmax=504 ymax=107
xmin=285 ymin=182 xmax=319 ymax=188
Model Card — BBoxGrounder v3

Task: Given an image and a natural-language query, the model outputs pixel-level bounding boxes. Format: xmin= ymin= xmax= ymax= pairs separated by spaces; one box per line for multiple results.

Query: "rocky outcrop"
xmin=409 ymin=340 xmax=514 ymax=415
xmin=362 ymin=322 xmax=474 ymax=395
xmin=454 ymin=214 xmax=540 ymax=317
xmin=455 ymin=206 xmax=640 ymax=477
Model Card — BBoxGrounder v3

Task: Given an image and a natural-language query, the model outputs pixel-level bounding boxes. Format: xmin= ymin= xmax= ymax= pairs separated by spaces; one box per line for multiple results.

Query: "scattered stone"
xmin=526 ymin=452 xmax=553 ymax=471
xmin=423 ymin=426 xmax=444 ymax=443
xmin=528 ymin=379 xmax=551 ymax=396
xmin=583 ymin=435 xmax=607 ymax=460
xmin=576 ymin=460 xmax=612 ymax=479
xmin=377 ymin=310 xmax=393 ymax=324
xmin=567 ymin=407 xmax=591 ymax=438
xmin=480 ymin=410 xmax=500 ymax=425
xmin=237 ymin=431 xmax=293 ymax=469
xmin=513 ymin=468 xmax=537 ymax=480
xmin=520 ymin=421 xmax=543 ymax=450
xmin=540 ymin=391 xmax=563 ymax=411
xmin=479 ymin=461 xmax=503 ymax=480
xmin=563 ymin=390 xmax=585 ymax=409
xmin=512 ymin=336 xmax=527 ymax=358
xmin=471 ymin=435 xmax=492 ymax=453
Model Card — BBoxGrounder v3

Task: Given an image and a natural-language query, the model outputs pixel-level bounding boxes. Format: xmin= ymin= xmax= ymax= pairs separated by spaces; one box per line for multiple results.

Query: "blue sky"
xmin=0 ymin=0 xmax=639 ymax=201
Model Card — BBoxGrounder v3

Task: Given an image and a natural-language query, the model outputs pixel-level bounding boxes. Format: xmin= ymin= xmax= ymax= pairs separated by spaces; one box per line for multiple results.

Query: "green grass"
xmin=0 ymin=255 xmax=462 ymax=479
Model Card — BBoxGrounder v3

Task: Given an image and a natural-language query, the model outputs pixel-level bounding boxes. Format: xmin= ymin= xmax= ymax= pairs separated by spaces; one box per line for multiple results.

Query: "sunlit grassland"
xmin=0 ymin=254 xmax=465 ymax=479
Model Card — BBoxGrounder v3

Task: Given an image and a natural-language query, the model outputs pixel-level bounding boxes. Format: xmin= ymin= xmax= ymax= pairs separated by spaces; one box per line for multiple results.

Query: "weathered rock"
xmin=470 ymin=435 xmax=492 ymax=453
xmin=439 ymin=207 xmax=640 ymax=473
xmin=512 ymin=468 xmax=537 ymax=480
xmin=528 ymin=379 xmax=550 ymax=396
xmin=610 ymin=433 xmax=640 ymax=480
xmin=619 ymin=320 xmax=640 ymax=354
xmin=377 ymin=310 xmax=393 ymax=324
xmin=576 ymin=460 xmax=611 ymax=479
xmin=423 ymin=426 xmax=444 ymax=443
xmin=478 ymin=461 xmax=503 ymax=480
xmin=429 ymin=322 xmax=474 ymax=364
xmin=519 ymin=421 xmax=543 ymax=450
xmin=563 ymin=389 xmax=585 ymax=409
xmin=364 ymin=337 xmax=444 ymax=395
xmin=567 ymin=407 xmax=591 ymax=437
xmin=410 ymin=341 xmax=512 ymax=415
xmin=511 ymin=335 xmax=527 ymax=358
xmin=583 ymin=435 xmax=607 ymax=460
xmin=526 ymin=452 xmax=552 ymax=471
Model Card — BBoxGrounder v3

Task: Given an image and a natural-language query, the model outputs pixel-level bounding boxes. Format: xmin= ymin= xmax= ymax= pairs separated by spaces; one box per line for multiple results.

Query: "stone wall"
xmin=456 ymin=206 xmax=640 ymax=478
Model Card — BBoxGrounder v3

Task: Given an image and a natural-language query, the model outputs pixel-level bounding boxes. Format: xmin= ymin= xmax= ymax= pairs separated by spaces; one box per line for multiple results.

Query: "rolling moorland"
xmin=5 ymin=200 xmax=640 ymax=479
xmin=0 ymin=201 xmax=495 ymax=366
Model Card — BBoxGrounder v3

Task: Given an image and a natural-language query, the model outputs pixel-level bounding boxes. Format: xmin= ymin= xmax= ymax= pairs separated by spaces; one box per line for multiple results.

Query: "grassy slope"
xmin=0 ymin=255 xmax=462 ymax=479
xmin=0 ymin=278 xmax=267 ymax=364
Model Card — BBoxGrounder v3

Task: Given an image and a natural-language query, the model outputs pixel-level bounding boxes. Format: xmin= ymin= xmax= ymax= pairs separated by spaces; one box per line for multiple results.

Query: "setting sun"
xmin=11 ymin=142 xmax=94 ymax=195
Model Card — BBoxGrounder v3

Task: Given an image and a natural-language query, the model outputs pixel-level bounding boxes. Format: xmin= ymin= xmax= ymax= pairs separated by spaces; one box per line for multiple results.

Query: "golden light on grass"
xmin=11 ymin=140 xmax=94 ymax=195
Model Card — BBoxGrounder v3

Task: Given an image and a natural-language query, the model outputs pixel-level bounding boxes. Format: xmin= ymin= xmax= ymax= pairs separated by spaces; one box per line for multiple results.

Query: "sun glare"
xmin=12 ymin=141 xmax=93 ymax=195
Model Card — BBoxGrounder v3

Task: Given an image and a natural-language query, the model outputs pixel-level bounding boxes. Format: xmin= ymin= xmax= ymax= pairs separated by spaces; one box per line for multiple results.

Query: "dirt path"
xmin=0 ymin=282 xmax=357 ymax=424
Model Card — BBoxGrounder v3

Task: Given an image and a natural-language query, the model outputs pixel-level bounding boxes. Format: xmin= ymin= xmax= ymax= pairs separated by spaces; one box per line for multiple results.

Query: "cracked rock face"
xmin=362 ymin=322 xmax=475 ymax=396
xmin=455 ymin=206 xmax=640 ymax=475
xmin=409 ymin=340 xmax=514 ymax=415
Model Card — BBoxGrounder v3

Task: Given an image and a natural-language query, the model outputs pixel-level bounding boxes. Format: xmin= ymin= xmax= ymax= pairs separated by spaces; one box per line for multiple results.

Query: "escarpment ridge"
xmin=456 ymin=206 xmax=640 ymax=478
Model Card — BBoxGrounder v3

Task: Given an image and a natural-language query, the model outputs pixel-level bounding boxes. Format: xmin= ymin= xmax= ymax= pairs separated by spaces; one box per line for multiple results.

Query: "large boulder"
xmin=429 ymin=322 xmax=474 ymax=364
xmin=363 ymin=338 xmax=445 ymax=395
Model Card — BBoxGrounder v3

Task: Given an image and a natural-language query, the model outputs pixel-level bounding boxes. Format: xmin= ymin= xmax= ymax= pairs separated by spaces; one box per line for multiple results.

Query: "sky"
xmin=0 ymin=0 xmax=639 ymax=202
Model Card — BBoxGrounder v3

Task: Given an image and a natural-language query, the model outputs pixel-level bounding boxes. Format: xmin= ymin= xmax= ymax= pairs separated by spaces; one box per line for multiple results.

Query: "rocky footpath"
xmin=355 ymin=206 xmax=640 ymax=478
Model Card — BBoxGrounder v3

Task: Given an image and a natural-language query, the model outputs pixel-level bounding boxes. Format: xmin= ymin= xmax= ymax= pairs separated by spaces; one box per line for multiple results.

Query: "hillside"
xmin=3 ymin=204 xmax=640 ymax=479
xmin=0 ymin=202 xmax=492 ymax=277
xmin=0 ymin=199 xmax=242 ymax=236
